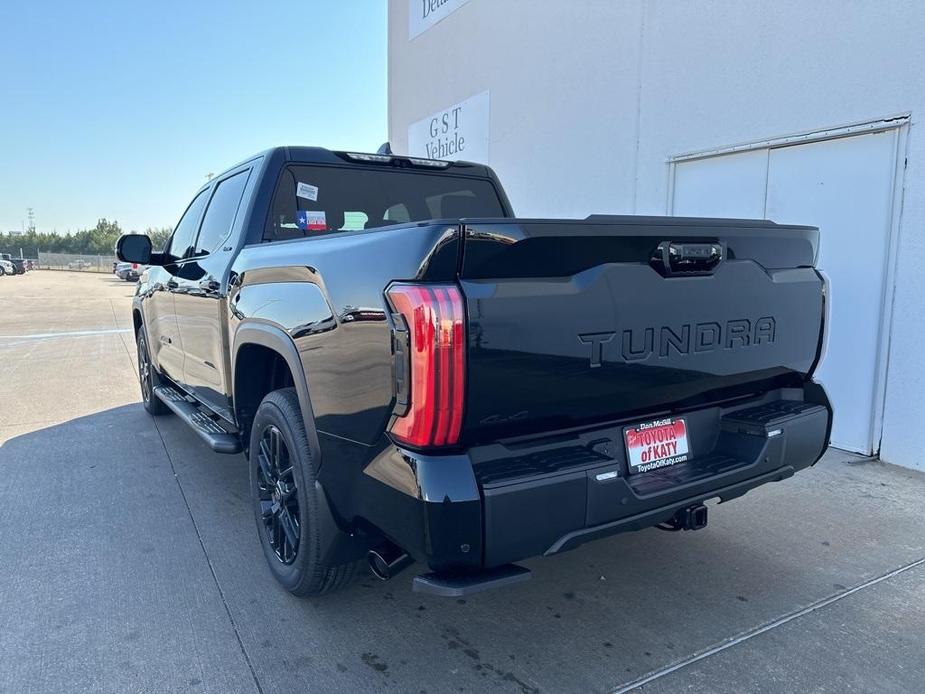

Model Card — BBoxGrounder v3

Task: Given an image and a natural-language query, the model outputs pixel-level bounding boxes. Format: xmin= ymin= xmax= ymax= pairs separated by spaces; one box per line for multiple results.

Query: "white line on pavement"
xmin=610 ymin=555 xmax=925 ymax=693
xmin=0 ymin=328 xmax=132 ymax=340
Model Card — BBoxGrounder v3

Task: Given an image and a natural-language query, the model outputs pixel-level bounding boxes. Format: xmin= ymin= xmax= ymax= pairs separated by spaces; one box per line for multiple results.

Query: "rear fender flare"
xmin=232 ymin=321 xmax=322 ymax=468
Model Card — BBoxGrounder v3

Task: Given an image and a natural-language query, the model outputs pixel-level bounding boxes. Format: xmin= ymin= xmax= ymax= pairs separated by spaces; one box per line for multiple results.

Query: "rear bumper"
xmin=359 ymin=384 xmax=831 ymax=573
xmin=545 ymin=464 xmax=795 ymax=555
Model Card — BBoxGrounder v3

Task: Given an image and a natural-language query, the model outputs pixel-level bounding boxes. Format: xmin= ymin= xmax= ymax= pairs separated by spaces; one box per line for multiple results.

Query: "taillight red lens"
xmin=387 ymin=283 xmax=465 ymax=448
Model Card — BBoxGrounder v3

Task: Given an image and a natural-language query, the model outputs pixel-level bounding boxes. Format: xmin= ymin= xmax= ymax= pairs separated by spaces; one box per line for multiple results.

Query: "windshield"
xmin=264 ymin=164 xmax=506 ymax=242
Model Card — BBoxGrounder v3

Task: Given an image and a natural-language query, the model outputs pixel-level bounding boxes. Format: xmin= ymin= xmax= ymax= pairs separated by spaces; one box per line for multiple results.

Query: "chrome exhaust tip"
xmin=368 ymin=544 xmax=413 ymax=581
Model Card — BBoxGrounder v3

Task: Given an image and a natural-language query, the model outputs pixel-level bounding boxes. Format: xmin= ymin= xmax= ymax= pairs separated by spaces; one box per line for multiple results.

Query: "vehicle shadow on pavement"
xmin=3 ymin=406 xmax=925 ymax=694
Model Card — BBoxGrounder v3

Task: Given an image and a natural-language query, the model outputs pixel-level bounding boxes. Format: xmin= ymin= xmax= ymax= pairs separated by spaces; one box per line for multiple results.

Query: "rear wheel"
xmin=249 ymin=388 xmax=362 ymax=596
xmin=137 ymin=330 xmax=169 ymax=415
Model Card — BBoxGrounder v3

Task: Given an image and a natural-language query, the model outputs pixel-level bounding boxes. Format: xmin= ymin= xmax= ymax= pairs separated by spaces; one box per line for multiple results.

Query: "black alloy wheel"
xmin=255 ymin=424 xmax=301 ymax=564
xmin=249 ymin=388 xmax=363 ymax=596
xmin=138 ymin=338 xmax=152 ymax=404
xmin=137 ymin=331 xmax=168 ymax=415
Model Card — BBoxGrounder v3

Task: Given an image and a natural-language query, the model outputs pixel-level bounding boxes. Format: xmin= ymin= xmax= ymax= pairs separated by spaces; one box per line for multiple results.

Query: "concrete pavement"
xmin=1 ymin=271 xmax=923 ymax=693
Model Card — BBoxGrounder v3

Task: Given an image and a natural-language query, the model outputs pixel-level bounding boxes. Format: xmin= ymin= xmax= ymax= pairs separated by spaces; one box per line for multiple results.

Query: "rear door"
xmin=764 ymin=134 xmax=898 ymax=454
xmin=174 ymin=167 xmax=252 ymax=417
xmin=458 ymin=219 xmax=824 ymax=443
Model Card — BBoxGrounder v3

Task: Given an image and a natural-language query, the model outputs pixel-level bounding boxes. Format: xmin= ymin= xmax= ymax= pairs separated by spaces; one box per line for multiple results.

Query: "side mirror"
xmin=116 ymin=234 xmax=153 ymax=264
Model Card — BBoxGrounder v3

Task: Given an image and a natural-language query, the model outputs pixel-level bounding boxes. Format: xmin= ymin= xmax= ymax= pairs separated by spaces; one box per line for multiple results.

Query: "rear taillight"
xmin=386 ymin=283 xmax=465 ymax=448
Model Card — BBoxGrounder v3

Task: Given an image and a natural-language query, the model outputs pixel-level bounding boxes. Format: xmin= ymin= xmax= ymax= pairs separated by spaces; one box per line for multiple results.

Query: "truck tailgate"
xmin=459 ymin=218 xmax=824 ymax=442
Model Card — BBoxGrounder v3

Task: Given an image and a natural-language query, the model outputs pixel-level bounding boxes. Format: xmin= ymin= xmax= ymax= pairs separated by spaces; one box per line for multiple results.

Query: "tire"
xmin=137 ymin=330 xmax=170 ymax=416
xmin=249 ymin=388 xmax=362 ymax=596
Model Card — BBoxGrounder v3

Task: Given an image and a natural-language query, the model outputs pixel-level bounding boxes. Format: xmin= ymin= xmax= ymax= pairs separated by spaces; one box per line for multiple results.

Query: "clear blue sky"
xmin=0 ymin=1 xmax=387 ymax=234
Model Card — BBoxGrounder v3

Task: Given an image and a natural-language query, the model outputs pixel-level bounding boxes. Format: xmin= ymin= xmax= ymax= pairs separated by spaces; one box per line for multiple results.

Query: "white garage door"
xmin=672 ymin=128 xmax=901 ymax=454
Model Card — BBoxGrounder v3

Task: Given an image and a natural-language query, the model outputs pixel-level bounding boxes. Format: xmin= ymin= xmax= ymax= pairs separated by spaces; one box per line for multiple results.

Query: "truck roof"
xmin=222 ymin=146 xmax=496 ymax=181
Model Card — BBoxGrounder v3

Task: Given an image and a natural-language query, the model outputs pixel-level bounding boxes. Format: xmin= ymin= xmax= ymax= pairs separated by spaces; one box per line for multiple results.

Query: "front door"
xmin=150 ymin=188 xmax=210 ymax=382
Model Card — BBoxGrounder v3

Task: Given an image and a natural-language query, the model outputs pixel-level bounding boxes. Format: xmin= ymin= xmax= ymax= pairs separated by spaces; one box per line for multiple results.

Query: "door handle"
xmin=167 ymin=280 xmax=179 ymax=290
xmin=199 ymin=278 xmax=220 ymax=292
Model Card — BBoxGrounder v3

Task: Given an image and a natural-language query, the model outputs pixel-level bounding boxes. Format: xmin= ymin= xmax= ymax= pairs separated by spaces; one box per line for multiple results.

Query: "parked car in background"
xmin=67 ymin=259 xmax=92 ymax=270
xmin=9 ymin=258 xmax=27 ymax=275
xmin=117 ymin=146 xmax=832 ymax=599
xmin=115 ymin=261 xmax=145 ymax=281
xmin=0 ymin=258 xmax=14 ymax=276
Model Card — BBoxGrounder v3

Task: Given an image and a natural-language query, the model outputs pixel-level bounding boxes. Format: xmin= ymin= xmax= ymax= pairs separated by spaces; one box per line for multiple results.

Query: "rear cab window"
xmin=263 ymin=165 xmax=506 ymax=242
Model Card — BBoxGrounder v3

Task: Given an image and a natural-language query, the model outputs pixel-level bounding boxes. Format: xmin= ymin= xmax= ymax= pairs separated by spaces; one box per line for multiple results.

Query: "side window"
xmin=194 ymin=170 xmax=250 ymax=256
xmin=167 ymin=190 xmax=209 ymax=261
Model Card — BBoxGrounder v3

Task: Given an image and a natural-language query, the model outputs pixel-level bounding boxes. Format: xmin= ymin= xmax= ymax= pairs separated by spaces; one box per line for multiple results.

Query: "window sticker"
xmin=297 ymin=210 xmax=327 ymax=231
xmin=296 ymin=182 xmax=319 ymax=201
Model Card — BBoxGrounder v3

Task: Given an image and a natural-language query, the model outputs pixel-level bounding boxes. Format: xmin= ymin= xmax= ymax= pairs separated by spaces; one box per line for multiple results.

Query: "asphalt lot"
xmin=1 ymin=271 xmax=924 ymax=693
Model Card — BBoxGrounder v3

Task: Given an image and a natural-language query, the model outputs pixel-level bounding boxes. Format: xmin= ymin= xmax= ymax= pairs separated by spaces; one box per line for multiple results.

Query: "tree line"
xmin=0 ymin=219 xmax=171 ymax=258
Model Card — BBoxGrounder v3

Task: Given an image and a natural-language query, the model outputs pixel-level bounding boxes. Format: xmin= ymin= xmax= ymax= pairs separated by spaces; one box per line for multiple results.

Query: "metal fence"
xmin=37 ymin=252 xmax=118 ymax=273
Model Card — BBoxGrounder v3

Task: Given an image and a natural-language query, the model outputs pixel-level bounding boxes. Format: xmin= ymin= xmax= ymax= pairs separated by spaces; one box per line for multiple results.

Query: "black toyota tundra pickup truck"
xmin=117 ymin=146 xmax=831 ymax=598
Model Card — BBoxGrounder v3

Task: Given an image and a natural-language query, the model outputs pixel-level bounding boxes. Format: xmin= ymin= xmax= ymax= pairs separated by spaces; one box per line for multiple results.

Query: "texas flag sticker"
xmin=297 ymin=210 xmax=327 ymax=231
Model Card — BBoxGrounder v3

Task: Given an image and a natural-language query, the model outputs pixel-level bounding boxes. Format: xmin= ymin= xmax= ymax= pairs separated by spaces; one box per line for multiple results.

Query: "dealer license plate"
xmin=624 ymin=417 xmax=690 ymax=473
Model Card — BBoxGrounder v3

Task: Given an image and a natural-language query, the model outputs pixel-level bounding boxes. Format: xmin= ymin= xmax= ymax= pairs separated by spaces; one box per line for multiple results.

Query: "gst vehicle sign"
xmin=624 ymin=418 xmax=690 ymax=473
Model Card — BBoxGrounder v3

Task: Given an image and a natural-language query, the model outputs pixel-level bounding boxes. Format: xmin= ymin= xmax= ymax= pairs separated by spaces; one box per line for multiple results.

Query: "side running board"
xmin=153 ymin=385 xmax=242 ymax=454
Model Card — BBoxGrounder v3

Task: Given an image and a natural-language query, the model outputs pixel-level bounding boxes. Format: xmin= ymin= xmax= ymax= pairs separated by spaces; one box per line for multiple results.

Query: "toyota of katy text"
xmin=116 ymin=146 xmax=832 ymax=598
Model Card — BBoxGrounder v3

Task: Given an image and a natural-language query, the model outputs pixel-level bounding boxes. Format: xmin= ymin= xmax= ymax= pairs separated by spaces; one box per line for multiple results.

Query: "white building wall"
xmin=388 ymin=0 xmax=925 ymax=469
